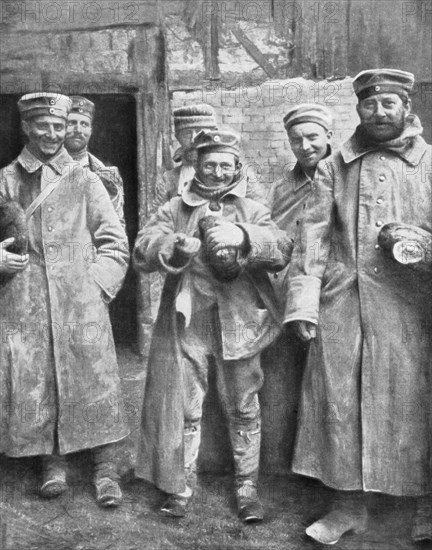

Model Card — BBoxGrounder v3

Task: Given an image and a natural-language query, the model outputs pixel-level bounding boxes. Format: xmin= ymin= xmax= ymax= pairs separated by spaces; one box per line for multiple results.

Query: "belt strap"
xmin=25 ymin=171 xmax=60 ymax=221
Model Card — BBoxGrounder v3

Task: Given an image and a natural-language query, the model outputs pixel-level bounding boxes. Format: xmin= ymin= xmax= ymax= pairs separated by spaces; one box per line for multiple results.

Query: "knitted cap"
xmin=173 ymin=104 xmax=217 ymax=132
xmin=353 ymin=68 xmax=415 ymax=100
xmin=283 ymin=103 xmax=333 ymax=131
xmin=17 ymin=93 xmax=72 ymax=121
xmin=193 ymin=129 xmax=240 ymax=158
xmin=70 ymin=96 xmax=95 ymax=120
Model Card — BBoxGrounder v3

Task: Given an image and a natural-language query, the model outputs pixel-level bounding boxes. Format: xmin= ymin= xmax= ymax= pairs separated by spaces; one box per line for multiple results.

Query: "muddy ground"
xmin=0 ymin=346 xmax=431 ymax=550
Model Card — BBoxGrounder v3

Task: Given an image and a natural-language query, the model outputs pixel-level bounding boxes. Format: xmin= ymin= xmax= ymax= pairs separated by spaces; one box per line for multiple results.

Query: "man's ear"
xmin=21 ymin=120 xmax=30 ymax=137
xmin=326 ymin=129 xmax=334 ymax=141
xmin=405 ymin=98 xmax=412 ymax=114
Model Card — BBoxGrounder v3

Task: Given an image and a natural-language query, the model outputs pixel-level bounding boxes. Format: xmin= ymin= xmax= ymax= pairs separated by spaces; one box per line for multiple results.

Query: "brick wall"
xmin=171 ymin=77 xmax=359 ymax=190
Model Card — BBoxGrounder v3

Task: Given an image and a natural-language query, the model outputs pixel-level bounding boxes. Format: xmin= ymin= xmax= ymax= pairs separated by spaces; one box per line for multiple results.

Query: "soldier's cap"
xmin=353 ymin=68 xmax=415 ymax=101
xmin=193 ymin=129 xmax=240 ymax=158
xmin=173 ymin=104 xmax=217 ymax=132
xmin=283 ymin=104 xmax=333 ymax=132
xmin=69 ymin=96 xmax=95 ymax=121
xmin=17 ymin=93 xmax=72 ymax=121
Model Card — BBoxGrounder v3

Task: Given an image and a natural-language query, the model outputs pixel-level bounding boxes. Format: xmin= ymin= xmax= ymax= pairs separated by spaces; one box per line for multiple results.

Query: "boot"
xmin=92 ymin=444 xmax=122 ymax=508
xmin=40 ymin=454 xmax=67 ymax=498
xmin=306 ymin=494 xmax=368 ymax=545
xmin=160 ymin=425 xmax=201 ymax=518
xmin=236 ymin=480 xmax=264 ymax=523
xmin=229 ymin=421 xmax=263 ymax=523
xmin=412 ymin=495 xmax=432 ymax=542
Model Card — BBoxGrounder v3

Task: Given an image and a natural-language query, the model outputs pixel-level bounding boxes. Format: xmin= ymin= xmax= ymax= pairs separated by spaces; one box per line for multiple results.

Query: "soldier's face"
xmin=65 ymin=113 xmax=92 ymax=152
xmin=288 ymin=122 xmax=332 ymax=171
xmin=357 ymin=93 xmax=410 ymax=141
xmin=22 ymin=115 xmax=66 ymax=159
xmin=197 ymin=151 xmax=237 ymax=187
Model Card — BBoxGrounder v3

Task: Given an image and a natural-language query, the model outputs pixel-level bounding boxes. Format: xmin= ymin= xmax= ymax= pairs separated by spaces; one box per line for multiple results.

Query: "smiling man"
xmin=285 ymin=69 xmax=432 ymax=544
xmin=269 ymin=103 xmax=333 ymax=248
xmin=0 ymin=92 xmax=129 ymax=508
xmin=133 ymin=129 xmax=291 ymax=523
xmin=153 ymin=104 xmax=218 ymax=209
xmin=65 ymin=96 xmax=125 ymax=226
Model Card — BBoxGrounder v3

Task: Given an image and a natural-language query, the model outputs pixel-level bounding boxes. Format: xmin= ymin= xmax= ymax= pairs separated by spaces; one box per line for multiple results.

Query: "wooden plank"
xmin=0 ymin=71 xmax=141 ymax=94
xmin=0 ymin=0 xmax=159 ymax=33
xmin=231 ymin=24 xmax=277 ymax=78
xmin=133 ymin=25 xmax=171 ymax=356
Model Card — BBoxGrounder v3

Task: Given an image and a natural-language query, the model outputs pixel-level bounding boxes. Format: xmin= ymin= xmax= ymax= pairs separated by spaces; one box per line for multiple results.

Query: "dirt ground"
xmin=1 ymin=346 xmax=432 ymax=550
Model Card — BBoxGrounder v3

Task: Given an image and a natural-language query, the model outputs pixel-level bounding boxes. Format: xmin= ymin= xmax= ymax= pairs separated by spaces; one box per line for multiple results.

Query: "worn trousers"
xmin=178 ymin=307 xmax=264 ymax=490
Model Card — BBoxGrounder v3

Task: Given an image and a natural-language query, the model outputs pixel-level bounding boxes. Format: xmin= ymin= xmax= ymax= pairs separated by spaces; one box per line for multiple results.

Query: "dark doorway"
xmin=0 ymin=93 xmax=138 ymax=345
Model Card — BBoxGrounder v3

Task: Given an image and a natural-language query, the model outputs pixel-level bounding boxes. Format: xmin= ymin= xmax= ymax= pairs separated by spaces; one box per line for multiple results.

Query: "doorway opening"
xmin=0 ymin=93 xmax=138 ymax=346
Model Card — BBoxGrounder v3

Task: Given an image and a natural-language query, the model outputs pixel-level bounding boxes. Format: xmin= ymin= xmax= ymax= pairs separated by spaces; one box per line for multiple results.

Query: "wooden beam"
xmin=133 ymin=25 xmax=171 ymax=357
xmin=0 ymin=0 xmax=159 ymax=34
xmin=231 ymin=24 xmax=278 ymax=79
xmin=0 ymin=71 xmax=141 ymax=94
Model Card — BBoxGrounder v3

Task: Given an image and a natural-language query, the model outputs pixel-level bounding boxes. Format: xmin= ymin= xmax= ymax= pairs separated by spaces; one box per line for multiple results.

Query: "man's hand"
xmin=292 ymin=320 xmax=317 ymax=342
xmin=175 ymin=234 xmax=201 ymax=258
xmin=204 ymin=221 xmax=245 ymax=253
xmin=0 ymin=238 xmax=29 ymax=274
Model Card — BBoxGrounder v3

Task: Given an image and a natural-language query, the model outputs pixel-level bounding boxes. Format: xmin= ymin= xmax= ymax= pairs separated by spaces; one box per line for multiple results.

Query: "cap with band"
xmin=17 ymin=93 xmax=72 ymax=121
xmin=174 ymin=104 xmax=217 ymax=132
xmin=193 ymin=130 xmax=240 ymax=158
xmin=283 ymin=103 xmax=333 ymax=131
xmin=353 ymin=68 xmax=415 ymax=101
xmin=70 ymin=96 xmax=95 ymax=120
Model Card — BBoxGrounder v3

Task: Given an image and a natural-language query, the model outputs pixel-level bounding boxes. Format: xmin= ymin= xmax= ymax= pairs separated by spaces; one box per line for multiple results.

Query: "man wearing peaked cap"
xmin=133 ymin=128 xmax=292 ymax=523
xmin=352 ymin=68 xmax=414 ymax=101
xmin=285 ymin=68 xmax=432 ymax=544
xmin=153 ymin=104 xmax=265 ymax=209
xmin=153 ymin=103 xmax=218 ymax=209
xmin=0 ymin=93 xmax=129 ymax=508
xmin=65 ymin=96 xmax=125 ymax=226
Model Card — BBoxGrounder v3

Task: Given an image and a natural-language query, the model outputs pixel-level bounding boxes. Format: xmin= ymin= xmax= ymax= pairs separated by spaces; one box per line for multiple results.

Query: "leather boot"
xmin=40 ymin=454 xmax=67 ymax=498
xmin=92 ymin=444 xmax=122 ymax=508
xmin=160 ymin=425 xmax=201 ymax=518
xmin=229 ymin=422 xmax=264 ymax=523
xmin=412 ymin=495 xmax=432 ymax=542
xmin=306 ymin=494 xmax=368 ymax=545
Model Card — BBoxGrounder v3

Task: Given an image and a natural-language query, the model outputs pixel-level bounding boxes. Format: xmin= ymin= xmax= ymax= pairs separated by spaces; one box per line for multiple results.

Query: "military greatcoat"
xmin=0 ymin=146 xmax=130 ymax=457
xmin=285 ymin=116 xmax=432 ymax=496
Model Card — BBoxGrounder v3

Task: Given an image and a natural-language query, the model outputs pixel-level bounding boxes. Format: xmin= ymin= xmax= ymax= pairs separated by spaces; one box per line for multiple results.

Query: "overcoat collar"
xmin=341 ymin=115 xmax=427 ymax=166
xmin=17 ymin=145 xmax=71 ymax=175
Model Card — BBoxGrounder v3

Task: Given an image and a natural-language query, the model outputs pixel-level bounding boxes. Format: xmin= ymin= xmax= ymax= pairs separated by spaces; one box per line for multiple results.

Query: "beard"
xmin=65 ymin=134 xmax=88 ymax=153
xmin=361 ymin=107 xmax=408 ymax=142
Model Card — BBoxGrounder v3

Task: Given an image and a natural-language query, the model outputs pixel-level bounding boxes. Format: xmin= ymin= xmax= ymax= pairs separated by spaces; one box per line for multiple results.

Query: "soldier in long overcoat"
xmin=285 ymin=69 xmax=432 ymax=544
xmin=134 ymin=130 xmax=291 ymax=523
xmin=0 ymin=93 xmax=129 ymax=507
xmin=266 ymin=105 xmax=334 ymax=463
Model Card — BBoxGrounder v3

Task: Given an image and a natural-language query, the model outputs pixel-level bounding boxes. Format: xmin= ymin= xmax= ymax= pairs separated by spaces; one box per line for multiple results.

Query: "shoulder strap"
xmin=25 ymin=177 xmax=61 ymax=221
